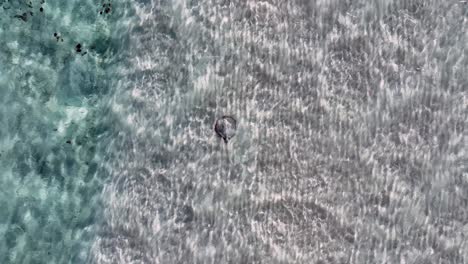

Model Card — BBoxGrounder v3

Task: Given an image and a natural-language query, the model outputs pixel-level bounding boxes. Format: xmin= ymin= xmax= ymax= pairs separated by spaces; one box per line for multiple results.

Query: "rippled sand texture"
xmin=0 ymin=0 xmax=126 ymax=263
xmin=1 ymin=0 xmax=467 ymax=263
xmin=90 ymin=0 xmax=467 ymax=263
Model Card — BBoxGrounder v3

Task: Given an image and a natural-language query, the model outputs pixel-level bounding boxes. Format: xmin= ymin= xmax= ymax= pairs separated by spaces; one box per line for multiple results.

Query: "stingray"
xmin=214 ymin=116 xmax=237 ymax=144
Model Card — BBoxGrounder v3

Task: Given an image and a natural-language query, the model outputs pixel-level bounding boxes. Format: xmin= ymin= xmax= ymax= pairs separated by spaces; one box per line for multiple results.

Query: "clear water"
xmin=0 ymin=0 xmax=123 ymax=262
xmin=0 ymin=0 xmax=467 ymax=263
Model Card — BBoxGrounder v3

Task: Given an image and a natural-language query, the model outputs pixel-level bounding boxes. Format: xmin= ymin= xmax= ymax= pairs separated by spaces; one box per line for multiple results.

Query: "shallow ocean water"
xmin=0 ymin=0 xmax=467 ymax=263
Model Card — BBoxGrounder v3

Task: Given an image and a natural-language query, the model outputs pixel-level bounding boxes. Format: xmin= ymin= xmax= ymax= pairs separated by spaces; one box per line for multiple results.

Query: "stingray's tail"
xmin=224 ymin=142 xmax=230 ymax=165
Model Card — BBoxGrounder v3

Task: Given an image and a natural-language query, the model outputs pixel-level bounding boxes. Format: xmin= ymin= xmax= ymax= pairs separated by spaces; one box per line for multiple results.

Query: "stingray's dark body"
xmin=214 ymin=116 xmax=237 ymax=143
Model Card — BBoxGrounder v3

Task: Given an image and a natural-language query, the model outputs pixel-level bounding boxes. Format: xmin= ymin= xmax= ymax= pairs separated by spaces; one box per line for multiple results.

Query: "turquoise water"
xmin=1 ymin=0 xmax=467 ymax=263
xmin=0 ymin=0 xmax=130 ymax=262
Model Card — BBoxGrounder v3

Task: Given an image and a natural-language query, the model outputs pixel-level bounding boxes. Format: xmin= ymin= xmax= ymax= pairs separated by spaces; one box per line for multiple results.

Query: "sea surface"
xmin=0 ymin=0 xmax=467 ymax=263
